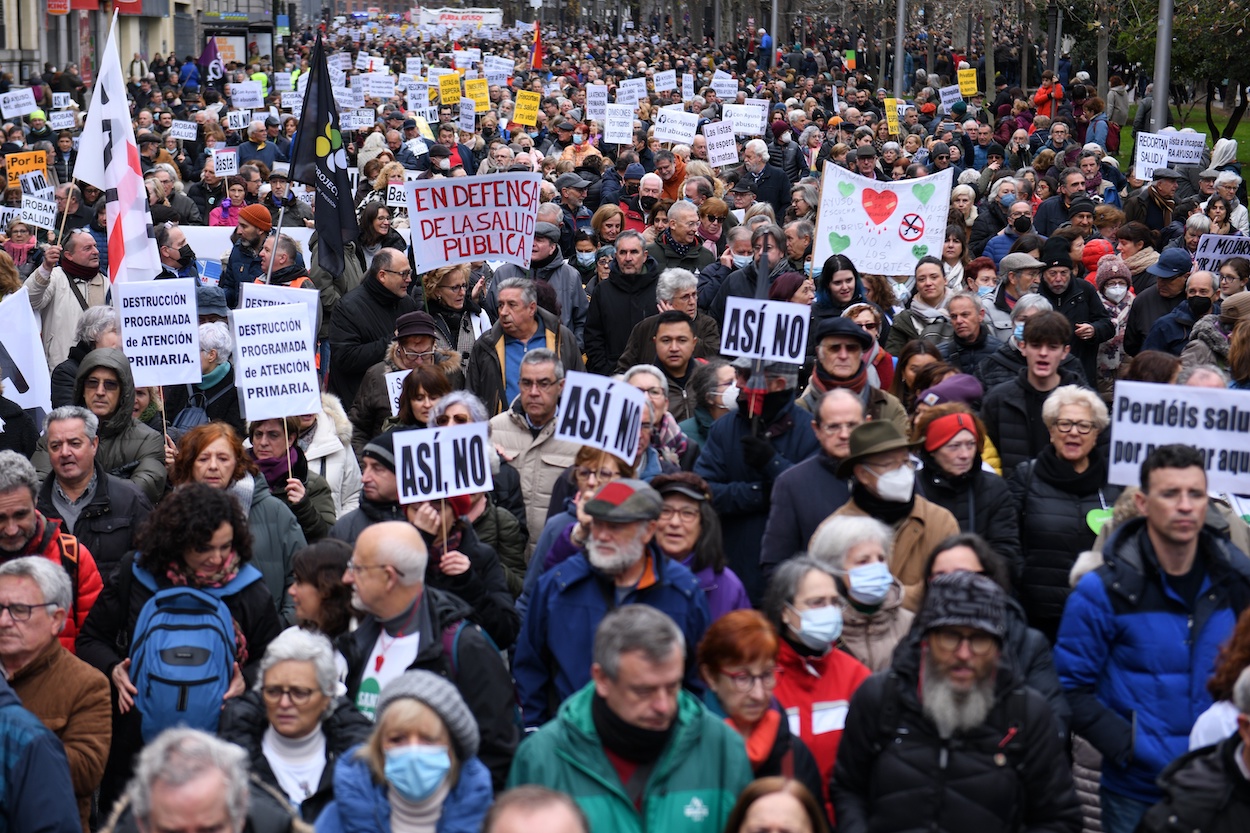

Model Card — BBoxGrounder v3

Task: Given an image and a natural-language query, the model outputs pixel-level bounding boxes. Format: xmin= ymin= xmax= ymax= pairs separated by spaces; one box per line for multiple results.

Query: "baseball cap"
xmin=1146 ymin=248 xmax=1194 ymax=279
xmin=555 ymin=172 xmax=591 ymax=190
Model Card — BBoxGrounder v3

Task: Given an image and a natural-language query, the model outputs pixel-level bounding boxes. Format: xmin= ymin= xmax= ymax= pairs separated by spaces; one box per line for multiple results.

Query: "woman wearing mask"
xmin=652 ymin=473 xmax=751 ymax=620
xmin=1094 ymin=254 xmax=1135 ymax=401
xmin=884 ymin=257 xmax=954 ymax=354
xmin=962 ymin=256 xmax=1000 ymax=297
xmin=569 ymin=229 xmax=599 ymax=285
xmin=560 ymin=122 xmax=601 ymax=165
xmin=677 ymin=360 xmax=735 ymax=447
xmin=586 ymin=244 xmax=615 ymax=296
xmin=807 ymin=516 xmax=913 ymax=672
xmin=764 ymin=557 xmax=872 ymax=793
xmin=697 ymin=611 xmax=826 ymax=806
xmin=313 ymin=670 xmax=493 ymax=833
xmin=218 ymin=628 xmax=373 ymax=823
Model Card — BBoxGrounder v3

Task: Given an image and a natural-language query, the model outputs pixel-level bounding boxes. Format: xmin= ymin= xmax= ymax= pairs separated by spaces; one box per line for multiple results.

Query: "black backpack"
xmin=170 ymin=384 xmax=232 ymax=431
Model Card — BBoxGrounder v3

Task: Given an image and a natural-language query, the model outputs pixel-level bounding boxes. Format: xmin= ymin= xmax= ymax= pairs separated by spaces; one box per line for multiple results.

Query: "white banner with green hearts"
xmin=813 ymin=164 xmax=953 ymax=278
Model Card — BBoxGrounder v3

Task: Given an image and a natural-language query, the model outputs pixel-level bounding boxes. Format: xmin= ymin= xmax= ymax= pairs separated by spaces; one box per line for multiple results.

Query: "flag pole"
xmin=264 ymin=205 xmax=286 ymax=284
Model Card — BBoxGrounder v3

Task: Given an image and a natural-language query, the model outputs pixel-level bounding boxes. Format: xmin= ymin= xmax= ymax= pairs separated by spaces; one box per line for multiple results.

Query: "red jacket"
xmin=773 ymin=637 xmax=871 ymax=799
xmin=17 ymin=514 xmax=103 ymax=654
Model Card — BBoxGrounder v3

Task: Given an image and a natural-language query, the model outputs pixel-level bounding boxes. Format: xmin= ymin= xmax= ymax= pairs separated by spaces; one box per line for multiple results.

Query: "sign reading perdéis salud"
xmin=554 ymin=371 xmax=648 ymax=464
xmin=652 ymin=107 xmax=698 ymax=144
xmin=393 ymin=421 xmax=494 ymax=503
xmin=114 ymin=278 xmax=201 ymax=386
xmin=1109 ymin=380 xmax=1250 ymax=494
xmin=405 ymin=173 xmax=542 ymax=271
xmin=720 ymin=297 xmax=811 ymax=366
xmin=230 ymin=303 xmax=321 ymax=421
xmin=813 ymin=164 xmax=953 ymax=277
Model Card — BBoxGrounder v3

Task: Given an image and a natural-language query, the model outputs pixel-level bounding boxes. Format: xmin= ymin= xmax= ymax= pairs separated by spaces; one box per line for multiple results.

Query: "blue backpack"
xmin=129 ymin=560 xmax=262 ymax=742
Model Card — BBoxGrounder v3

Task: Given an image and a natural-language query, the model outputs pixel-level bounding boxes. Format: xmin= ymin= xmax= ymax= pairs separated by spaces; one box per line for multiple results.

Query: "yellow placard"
xmin=6 ymin=150 xmax=47 ymax=189
xmin=439 ymin=73 xmax=461 ymax=107
xmin=414 ymin=116 xmax=435 ymax=141
xmin=513 ymin=90 xmax=541 ymax=127
xmin=884 ymin=98 xmax=899 ymax=135
xmin=464 ymin=78 xmax=489 ymax=111
xmin=958 ymin=69 xmax=978 ymax=97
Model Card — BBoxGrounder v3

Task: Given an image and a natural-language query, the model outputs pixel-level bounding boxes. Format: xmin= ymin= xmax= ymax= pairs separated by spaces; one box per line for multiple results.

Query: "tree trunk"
xmin=1224 ymin=80 xmax=1249 ymax=138
xmin=1207 ymin=80 xmax=1220 ymax=140
xmin=1096 ymin=3 xmax=1109 ymax=100
xmin=982 ymin=2 xmax=994 ymax=100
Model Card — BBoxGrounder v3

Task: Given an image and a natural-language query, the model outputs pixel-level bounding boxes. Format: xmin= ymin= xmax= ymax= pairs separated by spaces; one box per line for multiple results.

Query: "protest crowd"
xmin=4 ymin=8 xmax=1250 ymax=833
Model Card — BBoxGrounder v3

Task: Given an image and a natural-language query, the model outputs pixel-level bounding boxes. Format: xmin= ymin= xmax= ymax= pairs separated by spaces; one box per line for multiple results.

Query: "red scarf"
xmin=809 ymin=360 xmax=869 ymax=395
xmin=729 ymin=709 xmax=782 ymax=768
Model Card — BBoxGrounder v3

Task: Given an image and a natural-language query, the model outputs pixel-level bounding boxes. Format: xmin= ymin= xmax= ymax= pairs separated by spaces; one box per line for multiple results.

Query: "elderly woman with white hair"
xmin=1211 ymin=171 xmax=1250 ymax=235
xmin=950 ymin=183 xmax=979 ymax=230
xmin=218 ymin=628 xmax=373 ymax=821
xmin=161 ymin=320 xmax=245 ymax=435
xmin=1008 ymin=385 xmax=1123 ymax=642
xmin=807 ymin=515 xmax=914 ymax=671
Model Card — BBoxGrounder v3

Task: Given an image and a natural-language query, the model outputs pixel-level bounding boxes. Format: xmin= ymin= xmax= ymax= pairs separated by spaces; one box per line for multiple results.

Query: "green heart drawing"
xmin=837 ymin=181 xmax=855 ymax=198
xmin=912 ymin=183 xmax=936 ymax=204
xmin=1086 ymin=508 xmax=1114 ymax=535
xmin=911 ymin=244 xmax=928 ymax=258
xmin=828 ymin=232 xmax=851 ymax=254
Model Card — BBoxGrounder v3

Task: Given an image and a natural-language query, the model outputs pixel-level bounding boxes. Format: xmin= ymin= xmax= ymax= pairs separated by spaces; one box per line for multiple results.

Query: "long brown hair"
xmin=1209 ymin=607 xmax=1250 ymax=700
xmin=0 ymin=250 xmax=19 ymax=297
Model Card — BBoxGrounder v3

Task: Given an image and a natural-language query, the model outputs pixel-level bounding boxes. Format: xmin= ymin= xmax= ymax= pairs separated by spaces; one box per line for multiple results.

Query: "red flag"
xmin=531 ymin=21 xmax=544 ymax=71
xmin=75 ymin=12 xmax=161 ymax=283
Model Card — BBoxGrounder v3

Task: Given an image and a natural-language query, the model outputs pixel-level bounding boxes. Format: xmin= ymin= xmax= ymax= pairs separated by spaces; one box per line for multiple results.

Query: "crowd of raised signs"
xmin=2 ymin=14 xmax=1250 ymax=833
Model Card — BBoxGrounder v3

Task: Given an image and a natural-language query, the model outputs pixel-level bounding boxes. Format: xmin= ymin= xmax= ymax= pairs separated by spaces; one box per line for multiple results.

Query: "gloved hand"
xmin=740 ymin=435 xmax=776 ymax=471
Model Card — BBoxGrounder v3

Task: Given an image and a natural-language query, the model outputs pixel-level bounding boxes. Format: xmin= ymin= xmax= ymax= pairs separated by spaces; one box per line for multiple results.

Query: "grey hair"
xmin=947 ymin=290 xmax=984 ymax=312
xmin=1177 ymin=363 xmax=1231 ymax=386
xmin=1186 ymin=271 xmax=1218 ymax=293
xmin=1185 ymin=214 xmax=1212 ymax=234
xmin=623 ymin=364 xmax=665 ymax=392
xmin=255 ymin=628 xmax=339 ymax=703
xmin=656 ymin=268 xmax=697 ymax=302
xmin=615 ymin=230 xmax=646 ymax=251
xmin=496 ymin=276 xmax=537 ymax=306
xmin=128 ymin=729 xmax=250 ymax=833
xmin=787 ymin=219 xmax=814 ymax=240
xmin=763 ymin=555 xmax=837 ymax=627
xmin=992 ymin=177 xmax=1019 ymax=199
xmin=535 ymin=202 xmax=564 ymax=224
xmin=0 ymin=451 xmax=39 ymax=500
xmin=44 ymin=405 xmax=99 ymax=441
xmin=752 ymin=223 xmax=786 ymax=252
xmin=1234 ymin=666 xmax=1250 ymax=714
xmin=154 ymin=162 xmax=186 ymax=194
xmin=798 ymin=126 xmax=822 ymax=147
xmin=1216 ymin=170 xmax=1244 ymax=189
xmin=428 ymin=390 xmax=489 ymax=425
xmin=0 ymin=556 xmax=73 ymax=615
xmin=745 ymin=138 xmax=769 ymax=158
xmin=791 ymin=184 xmax=818 ymax=210
xmin=1010 ymin=294 xmax=1053 ymax=320
xmin=667 ymin=200 xmax=697 ymax=224
xmin=726 ymin=225 xmax=752 ymax=245
xmin=383 ymin=530 xmax=430 ymax=587
xmin=808 ymin=516 xmax=894 ymax=571
xmin=199 ymin=321 xmax=233 ymax=363
xmin=1042 ymin=384 xmax=1109 ymax=431
xmin=74 ymin=305 xmax=121 ymax=347
xmin=593 ymin=605 xmax=686 ymax=680
xmin=521 ymin=347 xmax=563 ymax=382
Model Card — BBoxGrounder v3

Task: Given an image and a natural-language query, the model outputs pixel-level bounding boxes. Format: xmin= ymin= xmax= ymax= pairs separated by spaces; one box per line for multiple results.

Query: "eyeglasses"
xmin=930 ymin=628 xmax=997 ymax=656
xmin=1220 ymin=273 xmax=1242 ymax=283
xmin=0 ymin=602 xmax=57 ymax=622
xmin=659 ymin=505 xmax=700 ymax=522
xmin=379 ymin=267 xmax=412 ymax=279
xmin=396 ymin=347 xmax=436 ymax=362
xmin=84 ymin=378 xmax=120 ymax=391
xmin=435 ymin=413 xmax=472 ymax=426
xmin=261 ymin=685 xmax=317 ymax=705
xmin=8 ymin=227 xmax=29 ymax=235
xmin=576 ymin=466 xmax=618 ymax=482
xmin=438 ymin=283 xmax=468 ymax=293
xmin=520 ymin=378 xmax=558 ymax=390
xmin=720 ymin=668 xmax=777 ymax=692
xmin=636 ymin=386 xmax=667 ymax=399
xmin=703 ymin=215 xmax=725 ymax=223
xmin=1054 ymin=418 xmax=1096 ymax=435
xmin=345 ymin=560 xmax=403 ymax=577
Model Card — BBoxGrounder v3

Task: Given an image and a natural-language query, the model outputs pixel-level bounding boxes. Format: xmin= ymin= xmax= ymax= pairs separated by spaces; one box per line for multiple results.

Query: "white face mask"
xmin=719 ymin=383 xmax=740 ymax=412
xmin=1104 ymin=284 xmax=1128 ymax=302
xmin=873 ymin=465 xmax=915 ymax=503
xmin=779 ymin=132 xmax=791 ymax=144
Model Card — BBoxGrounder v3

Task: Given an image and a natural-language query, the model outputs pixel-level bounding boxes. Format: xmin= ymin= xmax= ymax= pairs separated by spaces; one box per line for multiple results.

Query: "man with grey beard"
xmin=833 ymin=570 xmax=1081 ymax=833
xmin=513 ymin=479 xmax=710 ymax=728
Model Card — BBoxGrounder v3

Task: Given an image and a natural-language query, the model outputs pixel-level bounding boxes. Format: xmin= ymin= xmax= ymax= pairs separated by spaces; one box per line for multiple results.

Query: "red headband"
xmin=924 ymin=413 xmax=979 ymax=453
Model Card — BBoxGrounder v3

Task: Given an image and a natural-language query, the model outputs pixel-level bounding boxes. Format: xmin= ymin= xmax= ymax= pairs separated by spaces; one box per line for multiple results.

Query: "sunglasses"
xmin=435 ymin=413 xmax=472 ymax=426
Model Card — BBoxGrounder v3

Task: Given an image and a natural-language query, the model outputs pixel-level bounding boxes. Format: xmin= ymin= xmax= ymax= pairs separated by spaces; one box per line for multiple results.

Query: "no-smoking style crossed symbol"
xmin=898 ymin=213 xmax=925 ymax=242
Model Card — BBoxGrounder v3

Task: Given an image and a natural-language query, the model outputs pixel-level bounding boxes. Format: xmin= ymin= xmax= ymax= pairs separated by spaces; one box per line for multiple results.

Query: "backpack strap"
xmin=871 ymin=671 xmax=904 ymax=754
xmin=441 ymin=620 xmax=467 ymax=680
xmin=58 ymin=534 xmax=80 ymax=623
xmin=131 ymin=560 xmax=160 ymax=593
xmin=203 ymin=564 xmax=264 ymax=598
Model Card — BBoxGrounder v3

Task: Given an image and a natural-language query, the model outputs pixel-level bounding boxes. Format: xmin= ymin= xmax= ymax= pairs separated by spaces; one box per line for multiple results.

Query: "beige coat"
xmin=828 ymin=496 xmax=961 ymax=612
xmin=839 ymin=579 xmax=915 ymax=672
xmin=489 ymin=407 xmax=580 ymax=556
xmin=8 ymin=637 xmax=112 ymax=832
xmin=24 ymin=263 xmax=109 ymax=368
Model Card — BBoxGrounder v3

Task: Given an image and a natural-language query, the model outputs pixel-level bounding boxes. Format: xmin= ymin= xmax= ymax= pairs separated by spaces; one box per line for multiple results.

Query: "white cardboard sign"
xmin=1167 ymin=133 xmax=1207 ymax=165
xmin=682 ymin=73 xmax=695 ymax=101
xmin=554 ymin=371 xmax=648 ymax=463
xmin=703 ymin=121 xmax=739 ymax=167
xmin=720 ymin=297 xmax=812 ymax=366
xmin=394 ymin=422 xmax=495 ymax=503
xmin=386 ymin=369 xmax=409 ymax=416
xmin=213 ymin=148 xmax=239 ymax=176
xmin=49 ymin=111 xmax=76 ymax=131
xmin=652 ymin=108 xmax=698 ymax=145
xmin=19 ymin=196 xmax=56 ymax=230
xmin=230 ymin=303 xmax=321 ymax=421
xmin=1193 ymin=233 xmax=1250 ymax=273
xmin=0 ymin=89 xmax=37 ymax=119
xmin=586 ymin=84 xmax=608 ymax=123
xmin=653 ymin=69 xmax=677 ymax=92
xmin=603 ymin=103 xmax=634 ymax=144
xmin=114 ymin=278 xmax=202 ymax=386
xmin=1135 ymin=132 xmax=1170 ymax=180
xmin=239 ymin=282 xmax=322 ymax=337
xmin=459 ymin=97 xmax=476 ymax=133
xmin=169 ymin=120 xmax=199 ymax=141
xmin=231 ymin=82 xmax=263 ymax=108
xmin=226 ymin=110 xmax=251 ymax=131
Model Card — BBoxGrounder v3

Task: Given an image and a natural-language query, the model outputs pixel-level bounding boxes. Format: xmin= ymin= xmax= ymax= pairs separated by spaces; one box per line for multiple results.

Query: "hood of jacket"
xmin=606 ymin=255 xmax=661 ymax=295
xmin=1100 ymin=516 xmax=1250 ymax=604
xmin=382 ymin=343 xmax=461 ymax=377
xmin=73 ymin=347 xmax=137 ymax=438
xmin=1188 ymin=313 xmax=1230 ymax=362
xmin=306 ymin=393 xmax=353 ymax=458
xmin=532 ymin=250 xmax=571 ymax=281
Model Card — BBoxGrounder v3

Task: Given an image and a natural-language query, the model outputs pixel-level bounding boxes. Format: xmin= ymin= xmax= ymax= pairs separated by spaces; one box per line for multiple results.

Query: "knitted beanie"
xmin=375 ymin=670 xmax=480 ymax=760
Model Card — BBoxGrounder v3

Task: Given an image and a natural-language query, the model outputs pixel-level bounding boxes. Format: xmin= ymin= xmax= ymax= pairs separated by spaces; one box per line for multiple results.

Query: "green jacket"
xmin=507 ymin=684 xmax=752 ymax=833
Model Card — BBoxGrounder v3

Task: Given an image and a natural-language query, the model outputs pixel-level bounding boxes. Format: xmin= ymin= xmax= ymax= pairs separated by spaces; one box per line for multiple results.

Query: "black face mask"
xmin=176 ymin=244 xmax=196 ymax=269
xmin=625 ymin=184 xmax=639 ymax=196
xmin=1013 ymin=216 xmax=1032 ymax=234
xmin=639 ymin=195 xmax=658 ymax=212
xmin=1188 ymin=295 xmax=1214 ymax=319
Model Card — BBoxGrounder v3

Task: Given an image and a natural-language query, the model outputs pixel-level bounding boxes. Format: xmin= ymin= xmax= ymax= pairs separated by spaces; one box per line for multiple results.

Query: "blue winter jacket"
xmin=224 ymin=241 xmax=263 ymax=308
xmin=0 ymin=677 xmax=81 ymax=833
xmin=314 ymin=745 xmax=493 ymax=833
xmin=1054 ymin=517 xmax=1250 ymax=803
xmin=514 ymin=548 xmax=710 ymax=727
xmin=1141 ymin=300 xmax=1199 ymax=356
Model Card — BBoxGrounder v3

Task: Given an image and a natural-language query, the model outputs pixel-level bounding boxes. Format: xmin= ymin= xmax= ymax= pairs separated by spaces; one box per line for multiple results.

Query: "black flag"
xmin=289 ymin=34 xmax=357 ymax=278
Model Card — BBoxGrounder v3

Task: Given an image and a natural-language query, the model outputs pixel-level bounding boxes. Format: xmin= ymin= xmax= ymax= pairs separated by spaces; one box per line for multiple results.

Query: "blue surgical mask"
xmin=573 ymin=134 xmax=586 ymax=145
xmin=576 ymin=251 xmax=596 ymax=266
xmin=999 ymin=193 xmax=1017 ymax=209
xmin=789 ymin=604 xmax=842 ymax=651
xmin=529 ymin=131 xmax=540 ymax=139
xmin=732 ymin=254 xmax=752 ymax=269
xmin=977 ymin=285 xmax=994 ymax=297
xmin=847 ymin=561 xmax=893 ymax=606
xmin=803 ymin=261 xmax=813 ymax=277
xmin=1013 ymin=322 xmax=1026 ymax=341
xmin=384 ymin=745 xmax=452 ymax=803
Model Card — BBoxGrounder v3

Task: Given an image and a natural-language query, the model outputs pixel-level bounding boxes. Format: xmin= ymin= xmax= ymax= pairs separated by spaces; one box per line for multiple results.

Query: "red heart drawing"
xmin=861 ymin=189 xmax=898 ymax=226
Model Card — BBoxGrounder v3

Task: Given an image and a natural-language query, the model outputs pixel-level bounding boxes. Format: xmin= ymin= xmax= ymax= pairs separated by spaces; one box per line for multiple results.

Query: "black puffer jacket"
xmin=338 ymin=587 xmax=519 ymax=791
xmin=940 ymin=327 xmax=1003 ymax=375
xmin=327 ymin=496 xmax=406 ymax=545
xmin=974 ymin=341 xmax=1088 ymax=391
xmin=328 ymin=272 xmax=420 ymax=407
xmin=37 ymin=461 xmax=153 ymax=582
xmin=0 ymin=395 xmax=36 ymax=457
xmin=980 ymin=368 xmax=1086 ymax=474
xmin=1139 ymin=736 xmax=1250 ymax=833
xmin=583 ymin=256 xmax=660 ymax=374
xmin=832 ymin=630 xmax=1081 ymax=833
xmin=969 ymin=199 xmax=1010 ymax=256
xmin=1040 ymin=276 xmax=1115 ymax=385
xmin=915 ymin=455 xmax=1022 ymax=567
xmin=1008 ymin=448 xmax=1122 ymax=641
xmin=218 ymin=691 xmax=373 ymax=823
xmin=51 ymin=340 xmax=91 ymax=408
xmin=1002 ymin=595 xmax=1072 ymax=733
